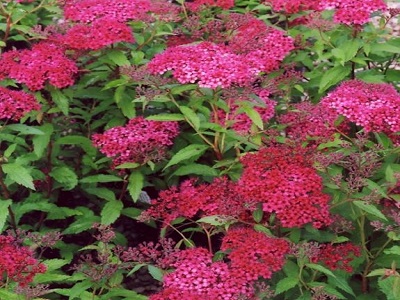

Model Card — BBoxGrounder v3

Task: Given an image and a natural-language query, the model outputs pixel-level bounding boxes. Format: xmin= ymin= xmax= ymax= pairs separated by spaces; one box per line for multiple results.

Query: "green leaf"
xmin=385 ymin=165 xmax=396 ymax=183
xmin=367 ymin=268 xmax=387 ymax=277
xmin=318 ymin=65 xmax=351 ymax=94
xmin=32 ymin=124 xmax=54 ymax=158
xmin=384 ymin=245 xmax=400 ymax=255
xmin=2 ymin=163 xmax=35 ymax=190
xmin=253 ymin=224 xmax=272 ymax=235
xmin=56 ymin=135 xmax=96 ymax=156
xmin=80 ymin=174 xmax=123 ymax=183
xmin=197 ymin=215 xmax=235 ymax=226
xmin=253 ymin=208 xmax=263 ymax=223
xmin=305 ymin=263 xmax=336 ymax=277
xmin=328 ymin=274 xmax=356 ymax=296
xmin=172 ymin=163 xmax=218 ymax=177
xmin=370 ymin=43 xmax=400 ymax=54
xmin=275 ymin=277 xmax=299 ymax=295
xmin=85 ymin=188 xmax=116 ymax=202
xmin=365 ymin=179 xmax=389 ymax=199
xmin=148 ymin=265 xmax=164 ymax=282
xmin=34 ymin=273 xmax=71 ymax=283
xmin=180 ymin=106 xmax=200 ymax=130
xmin=50 ymin=88 xmax=69 ymax=115
xmin=164 ymin=144 xmax=209 ymax=169
xmin=6 ymin=124 xmax=44 ymax=135
xmin=44 ymin=259 xmax=71 ymax=271
xmin=170 ymin=84 xmax=197 ymax=95
xmin=0 ymin=199 xmax=11 ymax=232
xmin=240 ymin=103 xmax=264 ymax=130
xmin=101 ymin=289 xmax=147 ymax=300
xmin=128 ymin=171 xmax=144 ymax=202
xmin=107 ymin=49 xmax=130 ymax=66
xmin=49 ymin=166 xmax=78 ymax=191
xmin=378 ymin=276 xmax=400 ymax=300
xmin=353 ymin=200 xmax=388 ymax=221
xmin=101 ymin=199 xmax=123 ymax=225
xmin=146 ymin=114 xmax=185 ymax=121
xmin=69 ymin=280 xmax=93 ymax=300
xmin=115 ymin=162 xmax=140 ymax=169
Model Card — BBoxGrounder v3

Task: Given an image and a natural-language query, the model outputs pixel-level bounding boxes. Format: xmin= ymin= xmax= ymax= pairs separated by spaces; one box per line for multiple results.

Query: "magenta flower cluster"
xmin=92 ymin=116 xmax=179 ymax=167
xmin=320 ymin=0 xmax=386 ymax=25
xmin=322 ymin=80 xmax=400 ymax=133
xmin=0 ymin=235 xmax=46 ymax=287
xmin=0 ymin=42 xmax=78 ymax=91
xmin=61 ymin=17 xmax=134 ymax=50
xmin=0 ymin=87 xmax=41 ymax=121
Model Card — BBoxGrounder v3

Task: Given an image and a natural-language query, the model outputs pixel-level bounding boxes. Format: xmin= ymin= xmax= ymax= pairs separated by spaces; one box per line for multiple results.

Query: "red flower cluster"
xmin=92 ymin=116 xmax=179 ymax=167
xmin=311 ymin=243 xmax=361 ymax=273
xmin=139 ymin=177 xmax=255 ymax=225
xmin=237 ymin=145 xmax=332 ymax=228
xmin=278 ymin=101 xmax=343 ymax=144
xmin=266 ymin=0 xmax=321 ymax=14
xmin=221 ymin=227 xmax=290 ymax=280
xmin=185 ymin=0 xmax=234 ymax=11
xmin=147 ymin=42 xmax=254 ymax=89
xmin=320 ymin=0 xmax=386 ymax=25
xmin=149 ymin=247 xmax=255 ymax=300
xmin=62 ymin=18 xmax=134 ymax=50
xmin=321 ymin=80 xmax=400 ymax=134
xmin=0 ymin=42 xmax=78 ymax=91
xmin=0 ymin=235 xmax=46 ymax=287
xmin=0 ymin=87 xmax=41 ymax=121
xmin=63 ymin=0 xmax=152 ymax=23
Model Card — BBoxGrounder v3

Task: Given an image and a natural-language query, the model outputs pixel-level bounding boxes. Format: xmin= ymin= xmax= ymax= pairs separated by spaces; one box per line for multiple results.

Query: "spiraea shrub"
xmin=0 ymin=0 xmax=400 ymax=299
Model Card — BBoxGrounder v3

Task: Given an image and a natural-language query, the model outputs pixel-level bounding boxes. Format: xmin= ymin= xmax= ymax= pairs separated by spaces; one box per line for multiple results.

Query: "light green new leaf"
xmin=180 ymin=106 xmax=200 ymax=130
xmin=353 ymin=200 xmax=388 ymax=221
xmin=101 ymin=199 xmax=124 ymax=225
xmin=164 ymin=144 xmax=209 ymax=169
xmin=146 ymin=114 xmax=185 ymax=121
xmin=128 ymin=170 xmax=144 ymax=202
xmin=0 ymin=199 xmax=11 ymax=232
xmin=50 ymin=166 xmax=78 ymax=190
xmin=319 ymin=65 xmax=351 ymax=94
xmin=32 ymin=124 xmax=54 ymax=158
xmin=2 ymin=163 xmax=35 ymax=190
xmin=275 ymin=277 xmax=299 ymax=295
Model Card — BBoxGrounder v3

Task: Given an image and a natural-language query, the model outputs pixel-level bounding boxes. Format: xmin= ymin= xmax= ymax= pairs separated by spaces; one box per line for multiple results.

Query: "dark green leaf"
xmin=2 ymin=163 xmax=35 ymax=190
xmin=101 ymin=200 xmax=123 ymax=225
xmin=164 ymin=144 xmax=209 ymax=169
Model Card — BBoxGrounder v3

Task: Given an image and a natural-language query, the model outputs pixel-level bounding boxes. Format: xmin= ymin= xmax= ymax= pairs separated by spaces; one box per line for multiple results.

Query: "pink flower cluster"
xmin=320 ymin=0 xmax=386 ymax=25
xmin=139 ymin=177 xmax=255 ymax=225
xmin=237 ymin=145 xmax=332 ymax=228
xmin=0 ymin=235 xmax=47 ymax=287
xmin=149 ymin=227 xmax=287 ymax=300
xmin=221 ymin=227 xmax=290 ymax=280
xmin=0 ymin=87 xmax=41 ymax=121
xmin=278 ymin=101 xmax=344 ymax=144
xmin=321 ymin=80 xmax=400 ymax=133
xmin=0 ymin=42 xmax=78 ymax=91
xmin=63 ymin=0 xmax=152 ymax=23
xmin=310 ymin=243 xmax=361 ymax=273
xmin=92 ymin=116 xmax=179 ymax=167
xmin=61 ymin=18 xmax=134 ymax=50
xmin=147 ymin=42 xmax=254 ymax=89
xmin=266 ymin=0 xmax=321 ymax=14
xmin=186 ymin=0 xmax=234 ymax=11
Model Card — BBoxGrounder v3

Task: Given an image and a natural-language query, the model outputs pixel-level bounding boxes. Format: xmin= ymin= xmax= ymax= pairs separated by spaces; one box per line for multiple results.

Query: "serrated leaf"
xmin=253 ymin=208 xmax=263 ymax=223
xmin=0 ymin=199 xmax=11 ymax=232
xmin=80 ymin=174 xmax=123 ymax=183
xmin=367 ymin=268 xmax=387 ymax=277
xmin=172 ymin=163 xmax=218 ymax=177
xmin=170 ymin=84 xmax=197 ymax=95
xmin=164 ymin=144 xmax=209 ymax=169
xmin=34 ymin=273 xmax=71 ymax=283
xmin=319 ymin=65 xmax=351 ymax=94
xmin=101 ymin=199 xmax=123 ymax=225
xmin=378 ymin=276 xmax=400 ymax=300
xmin=50 ymin=88 xmax=69 ymax=115
xmin=353 ymin=200 xmax=388 ymax=221
xmin=56 ymin=135 xmax=96 ymax=156
xmin=328 ymin=274 xmax=356 ymax=296
xmin=128 ymin=171 xmax=144 ymax=202
xmin=32 ymin=124 xmax=54 ymax=158
xmin=6 ymin=124 xmax=44 ymax=135
xmin=44 ymin=259 xmax=70 ymax=271
xmin=107 ymin=49 xmax=130 ymax=66
xmin=49 ymin=166 xmax=78 ymax=191
xmin=197 ymin=215 xmax=235 ymax=226
xmin=69 ymin=280 xmax=93 ymax=300
xmin=275 ymin=277 xmax=299 ymax=295
xmin=384 ymin=245 xmax=400 ymax=255
xmin=306 ymin=263 xmax=336 ymax=277
xmin=2 ymin=163 xmax=35 ymax=190
xmin=365 ymin=179 xmax=389 ymax=198
xmin=180 ymin=106 xmax=200 ymax=130
xmin=148 ymin=265 xmax=164 ymax=282
xmin=241 ymin=104 xmax=264 ymax=130
xmin=146 ymin=114 xmax=185 ymax=121
xmin=85 ymin=188 xmax=116 ymax=202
